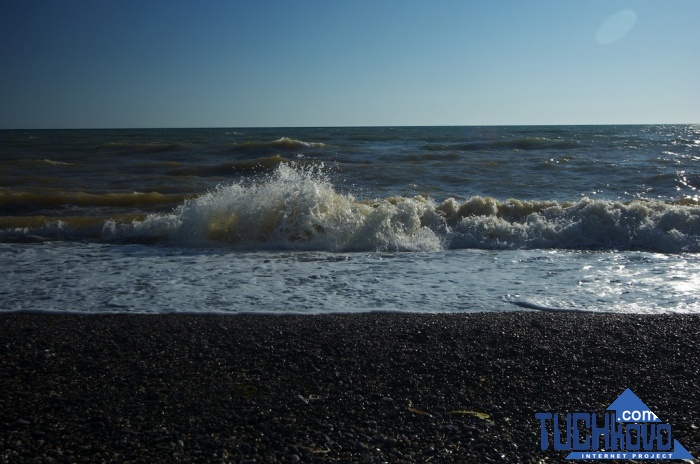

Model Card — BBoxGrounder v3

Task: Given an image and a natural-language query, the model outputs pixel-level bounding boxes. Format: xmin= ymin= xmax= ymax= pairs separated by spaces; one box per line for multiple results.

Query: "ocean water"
xmin=1 ymin=125 xmax=699 ymax=314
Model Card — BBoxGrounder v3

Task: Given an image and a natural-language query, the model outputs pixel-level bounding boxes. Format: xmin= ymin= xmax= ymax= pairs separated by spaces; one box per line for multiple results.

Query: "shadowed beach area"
xmin=1 ymin=312 xmax=698 ymax=463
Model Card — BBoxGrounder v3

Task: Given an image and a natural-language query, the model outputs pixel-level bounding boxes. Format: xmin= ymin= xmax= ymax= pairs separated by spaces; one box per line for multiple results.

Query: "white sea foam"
xmin=3 ymin=163 xmax=700 ymax=253
xmin=127 ymin=164 xmax=700 ymax=252
xmin=134 ymin=163 xmax=444 ymax=251
xmin=0 ymin=163 xmax=700 ymax=253
xmin=442 ymin=196 xmax=700 ymax=252
xmin=2 ymin=243 xmax=698 ymax=314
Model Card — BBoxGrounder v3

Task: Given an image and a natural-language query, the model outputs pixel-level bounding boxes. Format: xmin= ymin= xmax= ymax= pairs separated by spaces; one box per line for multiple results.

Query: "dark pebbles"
xmin=1 ymin=312 xmax=698 ymax=463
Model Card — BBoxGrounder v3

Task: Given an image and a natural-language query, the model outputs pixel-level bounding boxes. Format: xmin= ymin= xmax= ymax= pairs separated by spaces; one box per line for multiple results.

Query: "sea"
xmin=1 ymin=125 xmax=699 ymax=314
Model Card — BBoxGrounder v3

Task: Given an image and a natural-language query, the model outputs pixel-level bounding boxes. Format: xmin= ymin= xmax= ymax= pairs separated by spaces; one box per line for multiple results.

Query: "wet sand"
xmin=1 ymin=312 xmax=698 ymax=463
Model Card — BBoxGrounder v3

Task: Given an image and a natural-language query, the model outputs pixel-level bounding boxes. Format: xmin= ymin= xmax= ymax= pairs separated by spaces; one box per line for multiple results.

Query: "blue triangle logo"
xmin=607 ymin=388 xmax=661 ymax=422
xmin=671 ymin=440 xmax=695 ymax=460
xmin=556 ymin=389 xmax=695 ymax=459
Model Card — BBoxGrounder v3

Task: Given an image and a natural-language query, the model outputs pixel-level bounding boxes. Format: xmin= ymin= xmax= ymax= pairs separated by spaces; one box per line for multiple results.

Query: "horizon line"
xmin=1 ymin=122 xmax=698 ymax=131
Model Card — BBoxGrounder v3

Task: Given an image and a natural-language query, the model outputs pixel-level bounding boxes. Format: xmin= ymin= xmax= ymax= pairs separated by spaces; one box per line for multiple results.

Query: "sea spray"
xmin=2 ymin=164 xmax=699 ymax=252
xmin=122 ymin=165 xmax=700 ymax=252
xmin=145 ymin=163 xmax=444 ymax=251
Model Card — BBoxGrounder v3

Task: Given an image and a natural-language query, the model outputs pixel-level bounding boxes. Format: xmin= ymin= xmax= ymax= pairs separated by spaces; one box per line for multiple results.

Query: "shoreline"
xmin=1 ymin=312 xmax=698 ymax=462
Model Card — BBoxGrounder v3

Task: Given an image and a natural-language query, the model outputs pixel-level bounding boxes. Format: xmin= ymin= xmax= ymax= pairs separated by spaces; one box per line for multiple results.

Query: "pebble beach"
xmin=1 ymin=312 xmax=699 ymax=463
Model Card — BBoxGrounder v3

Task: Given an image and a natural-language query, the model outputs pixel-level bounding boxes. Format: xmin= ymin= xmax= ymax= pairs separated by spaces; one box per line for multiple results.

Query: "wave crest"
xmin=228 ymin=137 xmax=326 ymax=154
xmin=2 ymin=164 xmax=699 ymax=252
xmin=441 ymin=196 xmax=700 ymax=251
xmin=152 ymin=163 xmax=442 ymax=251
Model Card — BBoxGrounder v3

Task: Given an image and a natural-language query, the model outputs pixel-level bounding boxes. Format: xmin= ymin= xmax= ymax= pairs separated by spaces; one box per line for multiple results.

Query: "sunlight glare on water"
xmin=1 ymin=243 xmax=699 ymax=314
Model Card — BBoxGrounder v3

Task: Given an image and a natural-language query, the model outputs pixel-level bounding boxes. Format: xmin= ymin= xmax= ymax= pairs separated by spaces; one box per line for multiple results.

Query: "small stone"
xmin=472 ymin=442 xmax=488 ymax=451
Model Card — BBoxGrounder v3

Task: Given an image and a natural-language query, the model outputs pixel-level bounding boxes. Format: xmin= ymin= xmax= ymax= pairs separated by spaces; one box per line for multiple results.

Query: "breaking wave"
xmin=1 ymin=164 xmax=699 ymax=252
xmin=225 ymin=137 xmax=327 ymax=155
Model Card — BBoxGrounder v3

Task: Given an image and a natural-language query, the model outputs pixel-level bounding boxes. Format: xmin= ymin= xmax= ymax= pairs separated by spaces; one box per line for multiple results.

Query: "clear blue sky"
xmin=1 ymin=0 xmax=698 ymax=128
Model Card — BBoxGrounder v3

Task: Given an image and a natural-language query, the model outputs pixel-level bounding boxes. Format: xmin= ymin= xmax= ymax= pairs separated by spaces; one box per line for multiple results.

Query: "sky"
xmin=1 ymin=0 xmax=698 ymax=129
